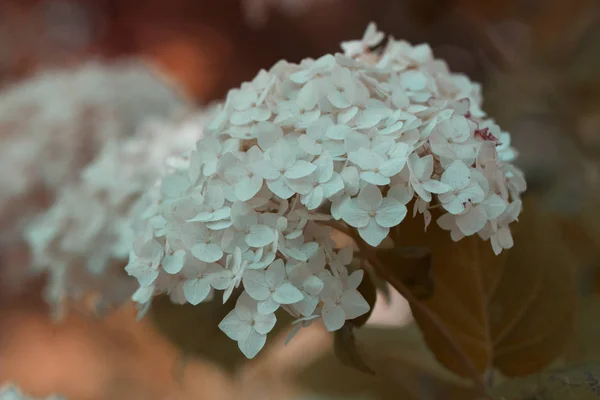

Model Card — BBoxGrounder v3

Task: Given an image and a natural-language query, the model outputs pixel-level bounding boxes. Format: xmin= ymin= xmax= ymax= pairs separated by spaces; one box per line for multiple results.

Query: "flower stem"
xmin=348 ymin=228 xmax=490 ymax=398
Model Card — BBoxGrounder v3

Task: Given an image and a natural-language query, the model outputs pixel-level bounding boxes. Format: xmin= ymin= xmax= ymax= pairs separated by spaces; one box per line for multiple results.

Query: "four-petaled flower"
xmin=340 ymin=184 xmax=408 ymax=246
xmin=243 ymin=259 xmax=305 ymax=314
xmin=219 ymin=292 xmax=277 ymax=358
xmin=320 ymin=270 xmax=371 ymax=331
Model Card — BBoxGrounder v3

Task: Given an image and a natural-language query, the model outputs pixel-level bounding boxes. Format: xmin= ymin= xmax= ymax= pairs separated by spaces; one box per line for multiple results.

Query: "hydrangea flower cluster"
xmin=0 ymin=60 xmax=184 ymax=248
xmin=0 ymin=385 xmax=64 ymax=400
xmin=126 ymin=23 xmax=526 ymax=358
xmin=24 ymin=110 xmax=210 ymax=314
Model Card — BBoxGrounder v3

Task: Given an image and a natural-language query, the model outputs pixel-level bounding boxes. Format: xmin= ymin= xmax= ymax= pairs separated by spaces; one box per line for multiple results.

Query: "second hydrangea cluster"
xmin=126 ymin=23 xmax=526 ymax=358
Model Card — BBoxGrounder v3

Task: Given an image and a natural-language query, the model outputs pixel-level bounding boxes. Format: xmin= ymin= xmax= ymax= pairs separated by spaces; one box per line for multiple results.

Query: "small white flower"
xmin=289 ymin=151 xmax=344 ymax=210
xmin=429 ymin=115 xmax=478 ymax=162
xmin=194 ymin=137 xmax=240 ymax=177
xmin=243 ymin=259 xmax=304 ymax=314
xmin=162 ymin=247 xmax=187 ymax=274
xmin=255 ymin=139 xmax=317 ymax=199
xmin=388 ymin=166 xmax=414 ymax=205
xmin=341 ymin=22 xmax=385 ymax=57
xmin=480 ymin=200 xmax=521 ymax=255
xmin=298 ymin=117 xmax=346 ymax=157
xmin=187 ymin=184 xmax=231 ymax=223
xmin=348 ymin=142 xmax=410 ymax=185
xmin=125 ymin=237 xmax=164 ymax=286
xmin=177 ymin=259 xmax=225 ymax=305
xmin=341 ymin=184 xmax=407 ymax=247
xmin=230 ymin=201 xmax=276 ymax=249
xmin=407 ymin=153 xmax=451 ymax=202
xmin=287 ymin=248 xmax=327 ymax=316
xmin=438 ymin=160 xmax=485 ymax=214
xmin=320 ymin=270 xmax=370 ymax=331
xmin=181 ymin=223 xmax=223 ymax=263
xmin=211 ymin=247 xmax=246 ymax=303
xmin=330 ymin=166 xmax=360 ymax=220
xmin=219 ymin=292 xmax=277 ymax=358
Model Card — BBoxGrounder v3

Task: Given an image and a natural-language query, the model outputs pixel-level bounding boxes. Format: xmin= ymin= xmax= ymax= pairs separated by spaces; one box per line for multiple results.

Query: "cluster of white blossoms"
xmin=0 ymin=385 xmax=64 ymax=400
xmin=126 ymin=23 xmax=526 ymax=358
xmin=24 ymin=110 xmax=210 ymax=313
xmin=0 ymin=60 xmax=184 ymax=248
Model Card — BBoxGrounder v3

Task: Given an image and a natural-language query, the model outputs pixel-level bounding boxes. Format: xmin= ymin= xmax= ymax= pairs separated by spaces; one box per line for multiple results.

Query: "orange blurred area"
xmin=0 ymin=296 xmax=235 ymax=400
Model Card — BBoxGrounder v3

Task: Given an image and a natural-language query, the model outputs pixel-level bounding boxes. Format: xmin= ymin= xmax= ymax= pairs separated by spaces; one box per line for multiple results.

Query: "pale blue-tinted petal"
xmin=379 ymin=157 xmax=407 ymax=178
xmin=322 ymin=303 xmax=346 ymax=331
xmin=358 ymin=219 xmax=389 ymax=247
xmin=183 ymin=278 xmax=211 ymax=305
xmin=296 ymin=81 xmax=319 ymax=110
xmin=481 ymin=194 xmax=506 ymax=219
xmin=219 ymin=311 xmax=251 ymax=341
xmin=254 ymin=160 xmax=280 ymax=180
xmin=422 ymin=179 xmax=451 ymax=194
xmin=328 ymin=90 xmax=351 ymax=109
xmin=340 ymin=199 xmax=370 ymax=228
xmin=347 ymin=270 xmax=363 ymax=290
xmin=321 ymin=173 xmax=344 ymax=198
xmin=246 ymin=225 xmax=275 ymax=248
xmin=388 ymin=183 xmax=414 ymax=205
xmin=257 ymin=297 xmax=280 ymax=314
xmin=243 ymin=271 xmax=270 ymax=301
xmin=265 ymin=259 xmax=285 ymax=287
xmin=440 ymin=194 xmax=466 ymax=215
xmin=456 ymin=206 xmax=487 ymax=236
xmin=302 ymin=186 xmax=324 ymax=210
xmin=297 ymin=135 xmax=322 ymax=155
xmin=162 ymin=250 xmax=186 ymax=274
xmin=190 ymin=243 xmax=223 ymax=263
xmin=251 ymin=107 xmax=271 ymax=122
xmin=254 ymin=312 xmax=277 ymax=334
xmin=304 ymin=275 xmax=324 ymax=296
xmin=441 ymin=160 xmax=470 ymax=190
xmin=285 ymin=160 xmax=317 ymax=179
xmin=235 ymin=175 xmax=263 ymax=202
xmin=360 ymin=171 xmax=390 ymax=185
xmin=375 ymin=198 xmax=407 ymax=228
xmin=497 ymin=226 xmax=514 ymax=250
xmin=273 ymin=282 xmax=304 ymax=304
xmin=341 ymin=289 xmax=371 ymax=319
xmin=357 ymin=184 xmax=383 ymax=211
xmin=266 ymin=178 xmax=295 ymax=199
xmin=239 ymin=330 xmax=267 ymax=359
xmin=293 ymin=295 xmax=319 ymax=317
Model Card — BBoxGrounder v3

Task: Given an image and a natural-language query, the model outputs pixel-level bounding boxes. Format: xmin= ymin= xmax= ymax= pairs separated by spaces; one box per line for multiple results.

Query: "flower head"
xmin=127 ymin=23 xmax=525 ymax=358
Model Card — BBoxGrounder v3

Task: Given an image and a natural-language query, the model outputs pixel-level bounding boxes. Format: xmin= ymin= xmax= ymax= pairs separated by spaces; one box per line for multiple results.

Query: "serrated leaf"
xmin=490 ymin=363 xmax=600 ymax=400
xmin=393 ymin=196 xmax=577 ymax=377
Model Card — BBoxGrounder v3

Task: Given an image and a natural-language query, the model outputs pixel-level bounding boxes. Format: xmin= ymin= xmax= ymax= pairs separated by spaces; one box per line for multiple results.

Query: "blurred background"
xmin=0 ymin=0 xmax=599 ymax=399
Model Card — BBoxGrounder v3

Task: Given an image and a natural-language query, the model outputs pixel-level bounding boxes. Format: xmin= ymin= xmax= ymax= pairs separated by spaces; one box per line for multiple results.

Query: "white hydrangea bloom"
xmin=127 ymin=23 xmax=525 ymax=358
xmin=0 ymin=60 xmax=185 ymax=250
xmin=0 ymin=385 xmax=65 ymax=400
xmin=24 ymin=109 xmax=210 ymax=313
